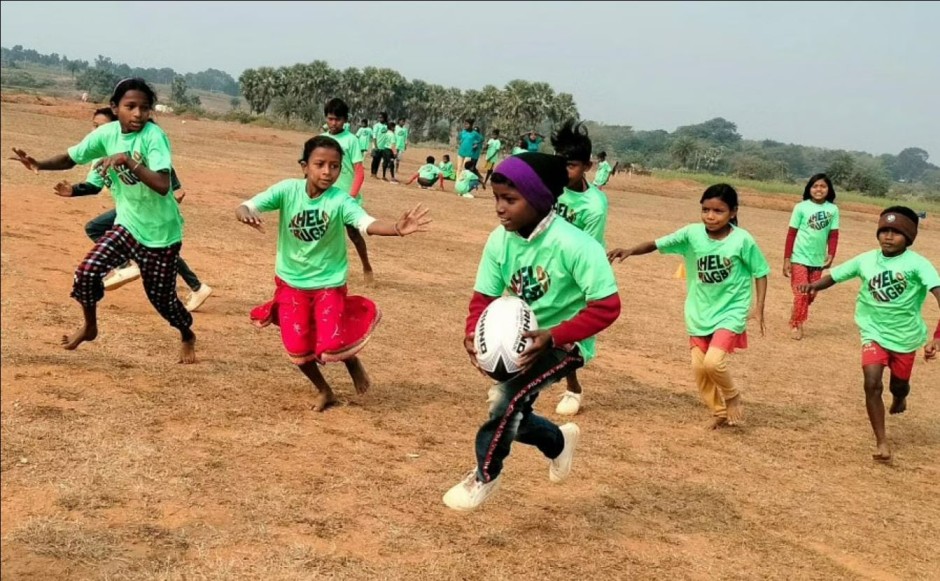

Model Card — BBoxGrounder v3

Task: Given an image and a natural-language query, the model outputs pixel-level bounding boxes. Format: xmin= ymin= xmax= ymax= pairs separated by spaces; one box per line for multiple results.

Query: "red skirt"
xmin=250 ymin=277 xmax=381 ymax=365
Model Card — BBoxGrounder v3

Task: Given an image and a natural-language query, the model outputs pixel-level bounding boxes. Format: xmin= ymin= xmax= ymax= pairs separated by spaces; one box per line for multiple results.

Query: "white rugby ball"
xmin=474 ymin=296 xmax=539 ymax=381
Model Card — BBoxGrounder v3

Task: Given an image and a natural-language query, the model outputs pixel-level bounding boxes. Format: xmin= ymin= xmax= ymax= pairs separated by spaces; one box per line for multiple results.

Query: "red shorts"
xmin=250 ymin=278 xmax=381 ymax=365
xmin=689 ymin=329 xmax=748 ymax=354
xmin=861 ymin=341 xmax=914 ymax=381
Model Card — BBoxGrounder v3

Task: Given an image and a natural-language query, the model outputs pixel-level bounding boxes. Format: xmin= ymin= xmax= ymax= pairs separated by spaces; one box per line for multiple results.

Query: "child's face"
xmin=565 ymin=160 xmax=592 ymax=188
xmin=325 ymin=114 xmax=346 ymax=135
xmin=301 ymin=147 xmax=342 ymax=191
xmin=492 ymin=182 xmax=540 ymax=232
xmin=809 ymin=179 xmax=829 ymax=203
xmin=112 ymin=90 xmax=152 ymax=133
xmin=92 ymin=114 xmax=112 ymax=129
xmin=877 ymin=228 xmax=907 ymax=256
xmin=701 ymin=198 xmax=736 ymax=232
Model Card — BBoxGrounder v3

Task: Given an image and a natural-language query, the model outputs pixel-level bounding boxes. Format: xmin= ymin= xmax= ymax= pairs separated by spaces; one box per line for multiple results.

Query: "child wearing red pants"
xmin=800 ymin=206 xmax=940 ymax=462
xmin=236 ymin=135 xmax=431 ymax=411
xmin=783 ymin=173 xmax=840 ymax=340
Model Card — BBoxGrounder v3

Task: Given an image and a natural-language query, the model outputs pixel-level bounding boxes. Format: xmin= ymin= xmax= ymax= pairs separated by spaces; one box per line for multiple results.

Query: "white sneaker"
xmin=555 ymin=391 xmax=582 ymax=416
xmin=103 ymin=263 xmax=141 ymax=291
xmin=443 ymin=470 xmax=502 ymax=512
xmin=549 ymin=423 xmax=581 ymax=483
xmin=184 ymin=284 xmax=214 ymax=312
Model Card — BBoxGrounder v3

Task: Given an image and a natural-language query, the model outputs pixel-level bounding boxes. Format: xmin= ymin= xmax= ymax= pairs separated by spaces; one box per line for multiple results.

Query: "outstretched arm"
xmin=607 ymin=240 xmax=658 ymax=263
xmin=798 ymin=274 xmax=837 ymax=296
xmin=925 ymin=287 xmax=940 ymax=361
xmin=10 ymin=148 xmax=76 ymax=172
xmin=365 ymin=203 xmax=431 ymax=236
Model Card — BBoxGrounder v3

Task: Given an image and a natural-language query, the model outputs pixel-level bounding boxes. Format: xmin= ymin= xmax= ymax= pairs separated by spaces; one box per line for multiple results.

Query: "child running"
xmin=784 ymin=173 xmax=839 ymax=340
xmin=593 ymin=151 xmax=613 ymax=189
xmin=444 ymin=152 xmax=621 ymax=511
xmin=404 ymin=155 xmax=444 ymax=190
xmin=321 ymin=98 xmax=374 ymax=282
xmin=236 ymin=135 xmax=431 ymax=411
xmin=550 ymin=119 xmax=610 ymax=416
xmin=608 ymin=184 xmax=769 ymax=428
xmin=10 ymin=78 xmax=197 ymax=362
xmin=798 ymin=207 xmax=939 ymax=462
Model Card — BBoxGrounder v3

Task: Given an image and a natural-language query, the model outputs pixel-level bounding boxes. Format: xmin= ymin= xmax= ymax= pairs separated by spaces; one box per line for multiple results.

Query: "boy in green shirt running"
xmin=592 ymin=151 xmax=613 ymax=189
xmin=236 ymin=135 xmax=431 ymax=412
xmin=800 ymin=207 xmax=940 ymax=463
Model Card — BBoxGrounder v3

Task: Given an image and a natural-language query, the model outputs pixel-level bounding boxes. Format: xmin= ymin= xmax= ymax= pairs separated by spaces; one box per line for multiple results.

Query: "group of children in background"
xmin=10 ymin=78 xmax=939 ymax=514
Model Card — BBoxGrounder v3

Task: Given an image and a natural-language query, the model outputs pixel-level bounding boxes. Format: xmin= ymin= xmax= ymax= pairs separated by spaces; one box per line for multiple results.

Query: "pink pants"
xmin=790 ymin=263 xmax=822 ymax=328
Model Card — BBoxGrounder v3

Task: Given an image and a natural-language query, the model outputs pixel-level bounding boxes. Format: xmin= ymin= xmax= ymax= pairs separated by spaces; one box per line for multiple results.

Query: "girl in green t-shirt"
xmin=783 ymin=173 xmax=840 ymax=340
xmin=608 ymin=184 xmax=770 ymax=429
xmin=10 ymin=78 xmax=198 ymax=364
xmin=236 ymin=135 xmax=431 ymax=412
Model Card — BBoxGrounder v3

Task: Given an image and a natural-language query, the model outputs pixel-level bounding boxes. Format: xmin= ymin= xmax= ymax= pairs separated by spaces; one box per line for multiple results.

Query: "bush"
xmin=1 ymin=71 xmax=53 ymax=89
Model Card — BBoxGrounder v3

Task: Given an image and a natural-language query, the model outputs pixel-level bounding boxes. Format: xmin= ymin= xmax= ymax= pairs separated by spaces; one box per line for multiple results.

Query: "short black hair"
xmin=361 ymin=118 xmax=369 ymax=124
xmin=324 ymin=98 xmax=349 ymax=120
xmin=493 ymin=128 xmax=500 ymax=136
xmin=803 ymin=173 xmax=837 ymax=203
xmin=597 ymin=151 xmax=607 ymax=159
xmin=442 ymin=154 xmax=450 ymax=161
xmin=299 ymin=135 xmax=344 ymax=164
xmin=881 ymin=205 xmax=919 ymax=224
xmin=551 ymin=119 xmax=592 ymax=163
xmin=426 ymin=155 xmax=435 ymax=164
xmin=701 ymin=183 xmax=740 ymax=226
xmin=93 ymin=107 xmax=117 ymax=121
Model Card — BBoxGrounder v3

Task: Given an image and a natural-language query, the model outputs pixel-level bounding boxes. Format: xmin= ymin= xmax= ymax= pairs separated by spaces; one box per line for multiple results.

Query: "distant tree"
xmin=675 ymin=117 xmax=742 ymax=147
xmin=230 ymin=97 xmax=241 ymax=110
xmin=75 ymin=68 xmax=120 ymax=102
xmin=826 ymin=152 xmax=856 ymax=184
xmin=894 ymin=147 xmax=930 ymax=182
xmin=170 ymin=75 xmax=200 ymax=107
xmin=670 ymin=136 xmax=700 ymax=169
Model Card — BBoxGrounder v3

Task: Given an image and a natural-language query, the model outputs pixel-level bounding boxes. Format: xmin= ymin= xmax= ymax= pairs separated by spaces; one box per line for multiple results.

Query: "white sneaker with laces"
xmin=103 ymin=263 xmax=141 ymax=291
xmin=549 ymin=423 xmax=581 ymax=483
xmin=555 ymin=391 xmax=582 ymax=416
xmin=185 ymin=284 xmax=214 ymax=312
xmin=443 ymin=470 xmax=502 ymax=511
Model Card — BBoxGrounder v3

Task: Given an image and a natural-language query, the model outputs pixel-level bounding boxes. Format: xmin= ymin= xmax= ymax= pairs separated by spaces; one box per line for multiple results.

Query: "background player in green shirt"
xmin=369 ymin=112 xmax=388 ymax=179
xmin=608 ymin=184 xmax=770 ymax=429
xmin=592 ymin=151 xmax=613 ymax=189
xmin=355 ymin=118 xmax=372 ymax=156
xmin=799 ymin=207 xmax=940 ymax=463
xmin=404 ymin=155 xmax=444 ymax=190
xmin=444 ymin=153 xmax=621 ymax=511
xmin=438 ymin=154 xmax=456 ymax=182
xmin=394 ymin=118 xmax=409 ymax=173
xmin=11 ymin=78 xmax=198 ymax=364
xmin=549 ymin=119 xmax=610 ymax=416
xmin=480 ymin=129 xmax=502 ymax=189
xmin=236 ymin=136 xmax=431 ymax=412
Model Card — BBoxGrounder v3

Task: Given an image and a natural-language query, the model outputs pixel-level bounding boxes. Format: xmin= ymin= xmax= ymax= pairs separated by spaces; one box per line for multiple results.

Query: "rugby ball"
xmin=474 ymin=296 xmax=539 ymax=382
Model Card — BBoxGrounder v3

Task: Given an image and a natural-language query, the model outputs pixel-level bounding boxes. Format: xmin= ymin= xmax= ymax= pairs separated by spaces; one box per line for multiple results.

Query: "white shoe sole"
xmin=550 ymin=423 xmax=581 ymax=483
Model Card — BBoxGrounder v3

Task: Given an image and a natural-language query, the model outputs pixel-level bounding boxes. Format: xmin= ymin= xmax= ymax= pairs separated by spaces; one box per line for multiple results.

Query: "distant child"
xmin=457 ymin=118 xmax=482 ymax=177
xmin=371 ymin=121 xmax=398 ymax=183
xmin=321 ymin=98 xmax=375 ymax=281
xmin=369 ymin=112 xmax=389 ymax=179
xmin=550 ymin=119 xmax=610 ymax=415
xmin=394 ymin=118 xmax=409 ymax=172
xmin=593 ymin=151 xmax=613 ymax=189
xmin=480 ymin=128 xmax=502 ymax=189
xmin=10 ymin=78 xmax=197 ymax=363
xmin=608 ymin=184 xmax=770 ymax=428
xmin=405 ymin=155 xmax=444 ymax=190
xmin=784 ymin=173 xmax=840 ymax=340
xmin=521 ymin=130 xmax=545 ymax=152
xmin=443 ymin=153 xmax=621 ymax=511
xmin=798 ymin=207 xmax=939 ymax=463
xmin=236 ymin=135 xmax=431 ymax=411
xmin=356 ymin=118 xmax=373 ymax=156
xmin=454 ymin=160 xmax=481 ymax=198
xmin=439 ymin=154 xmax=456 ymax=182
xmin=511 ymin=138 xmax=528 ymax=155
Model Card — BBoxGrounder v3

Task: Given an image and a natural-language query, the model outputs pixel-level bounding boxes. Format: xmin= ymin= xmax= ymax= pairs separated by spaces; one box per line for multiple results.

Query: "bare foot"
xmin=790 ymin=326 xmax=803 ymax=341
xmin=725 ymin=395 xmax=744 ymax=425
xmin=312 ymin=388 xmax=337 ymax=412
xmin=705 ymin=416 xmax=728 ymax=430
xmin=872 ymin=441 xmax=892 ymax=463
xmin=179 ymin=336 xmax=197 ymax=364
xmin=61 ymin=324 xmax=97 ymax=350
xmin=363 ymin=269 xmax=375 ymax=286
xmin=345 ymin=358 xmax=372 ymax=395
xmin=889 ymin=396 xmax=907 ymax=415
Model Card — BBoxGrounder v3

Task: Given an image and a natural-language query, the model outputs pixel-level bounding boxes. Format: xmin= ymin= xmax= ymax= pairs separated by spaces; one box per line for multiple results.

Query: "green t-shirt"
xmin=788 ymin=200 xmax=839 ymax=267
xmin=455 ymin=169 xmax=480 ymax=194
xmin=554 ymin=184 xmax=609 ymax=245
xmin=439 ymin=161 xmax=456 ymax=179
xmin=246 ymin=180 xmax=372 ymax=290
xmin=356 ymin=127 xmax=373 ymax=151
xmin=831 ymin=249 xmax=940 ymax=353
xmin=474 ymin=216 xmax=619 ymax=362
xmin=68 ymin=121 xmax=182 ymax=247
xmin=376 ymin=130 xmax=395 ymax=150
xmin=656 ymin=224 xmax=771 ymax=336
xmin=321 ymin=129 xmax=364 ymax=194
xmin=86 ymin=164 xmax=181 ymax=192
xmin=372 ymin=123 xmax=387 ymax=147
xmin=395 ymin=126 xmax=409 ymax=151
xmin=418 ymin=163 xmax=441 ymax=181
xmin=486 ymin=138 xmax=502 ymax=162
xmin=593 ymin=160 xmax=612 ymax=186
xmin=511 ymin=147 xmax=527 ymax=155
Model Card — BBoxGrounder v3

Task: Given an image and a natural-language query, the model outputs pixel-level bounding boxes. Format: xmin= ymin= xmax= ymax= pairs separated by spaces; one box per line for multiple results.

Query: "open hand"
xmin=9 ymin=148 xmax=39 ymax=173
xmin=396 ymin=203 xmax=432 ymax=236
xmin=607 ymin=247 xmax=633 ymax=263
xmin=53 ymin=180 xmax=74 ymax=197
xmin=516 ymin=329 xmax=553 ymax=372
xmin=236 ymin=205 xmax=264 ymax=232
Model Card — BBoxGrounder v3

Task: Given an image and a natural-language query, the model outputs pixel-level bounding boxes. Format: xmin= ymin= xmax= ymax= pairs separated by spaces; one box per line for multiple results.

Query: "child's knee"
xmin=863 ymin=375 xmax=883 ymax=394
xmin=702 ymin=350 xmax=729 ymax=375
xmin=888 ymin=377 xmax=910 ymax=398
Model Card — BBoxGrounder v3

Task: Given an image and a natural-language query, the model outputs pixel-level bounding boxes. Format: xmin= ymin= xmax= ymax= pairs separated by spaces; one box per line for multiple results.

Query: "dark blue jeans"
xmin=475 ymin=347 xmax=584 ymax=483
xmin=84 ymin=209 xmax=201 ymax=291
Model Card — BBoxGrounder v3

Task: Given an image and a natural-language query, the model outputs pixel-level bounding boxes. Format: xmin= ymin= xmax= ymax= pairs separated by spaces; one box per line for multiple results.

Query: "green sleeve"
xmin=743 ymin=234 xmax=771 ymax=278
xmin=144 ymin=126 xmax=172 ymax=172
xmin=350 ymin=142 xmax=364 ymax=165
xmin=831 ymin=206 xmax=840 ymax=230
xmin=581 ymin=209 xmax=606 ymax=244
xmin=340 ymin=194 xmax=369 ymax=227
xmin=85 ymin=163 xmax=106 ymax=188
xmin=67 ymin=126 xmax=108 ymax=165
xmin=918 ymin=258 xmax=940 ymax=291
xmin=656 ymin=225 xmax=691 ymax=256
xmin=473 ymin=232 xmax=506 ymax=297
xmin=830 ymin=255 xmax=861 ymax=283
xmin=247 ymin=180 xmax=287 ymax=213
xmin=788 ymin=204 xmax=802 ymax=229
xmin=569 ymin=239 xmax=619 ymax=301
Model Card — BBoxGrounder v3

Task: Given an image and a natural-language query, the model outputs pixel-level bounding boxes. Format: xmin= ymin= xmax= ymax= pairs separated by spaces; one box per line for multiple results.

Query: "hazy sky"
xmin=2 ymin=1 xmax=938 ymax=157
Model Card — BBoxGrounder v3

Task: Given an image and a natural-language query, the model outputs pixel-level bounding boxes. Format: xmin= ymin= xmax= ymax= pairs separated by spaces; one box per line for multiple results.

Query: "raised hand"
xmin=235 ymin=204 xmax=265 ymax=233
xmin=396 ymin=203 xmax=432 ymax=236
xmin=9 ymin=148 xmax=39 ymax=173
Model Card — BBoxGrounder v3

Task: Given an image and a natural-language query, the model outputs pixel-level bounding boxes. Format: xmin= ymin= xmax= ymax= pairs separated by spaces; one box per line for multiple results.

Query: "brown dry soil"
xmin=2 ymin=95 xmax=939 ymax=580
